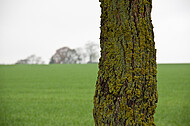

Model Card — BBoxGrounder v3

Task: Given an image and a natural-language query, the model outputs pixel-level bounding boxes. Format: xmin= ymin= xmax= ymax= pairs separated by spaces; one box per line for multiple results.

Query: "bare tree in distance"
xmin=85 ymin=41 xmax=100 ymax=63
xmin=49 ymin=47 xmax=80 ymax=64
xmin=15 ymin=59 xmax=29 ymax=64
xmin=15 ymin=54 xmax=44 ymax=64
xmin=76 ymin=47 xmax=87 ymax=64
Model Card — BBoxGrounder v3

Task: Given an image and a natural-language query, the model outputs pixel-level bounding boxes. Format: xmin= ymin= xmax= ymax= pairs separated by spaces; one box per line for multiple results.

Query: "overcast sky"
xmin=0 ymin=0 xmax=190 ymax=64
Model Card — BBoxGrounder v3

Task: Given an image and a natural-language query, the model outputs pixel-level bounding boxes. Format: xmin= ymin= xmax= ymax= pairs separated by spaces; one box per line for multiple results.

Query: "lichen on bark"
xmin=93 ymin=0 xmax=158 ymax=125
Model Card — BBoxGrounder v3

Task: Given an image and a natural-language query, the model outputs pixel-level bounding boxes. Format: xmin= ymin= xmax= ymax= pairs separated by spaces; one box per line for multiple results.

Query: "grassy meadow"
xmin=0 ymin=64 xmax=190 ymax=126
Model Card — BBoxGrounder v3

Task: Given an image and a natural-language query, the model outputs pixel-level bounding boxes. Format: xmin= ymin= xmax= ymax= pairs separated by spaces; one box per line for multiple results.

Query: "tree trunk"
xmin=93 ymin=0 xmax=158 ymax=125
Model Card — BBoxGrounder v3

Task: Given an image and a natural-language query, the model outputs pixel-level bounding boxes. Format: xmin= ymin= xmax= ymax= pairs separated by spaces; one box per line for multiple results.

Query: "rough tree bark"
xmin=93 ymin=0 xmax=158 ymax=125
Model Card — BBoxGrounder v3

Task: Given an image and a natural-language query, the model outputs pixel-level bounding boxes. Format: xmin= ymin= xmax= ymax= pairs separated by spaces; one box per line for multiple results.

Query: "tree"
xmin=15 ymin=59 xmax=29 ymax=64
xmin=93 ymin=0 xmax=158 ymax=125
xmin=15 ymin=54 xmax=44 ymax=64
xmin=85 ymin=41 xmax=99 ymax=63
xmin=76 ymin=48 xmax=87 ymax=64
xmin=49 ymin=47 xmax=80 ymax=64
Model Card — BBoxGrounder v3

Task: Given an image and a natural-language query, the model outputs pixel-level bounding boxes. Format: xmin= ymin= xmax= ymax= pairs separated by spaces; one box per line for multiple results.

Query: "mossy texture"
xmin=93 ymin=0 xmax=158 ymax=125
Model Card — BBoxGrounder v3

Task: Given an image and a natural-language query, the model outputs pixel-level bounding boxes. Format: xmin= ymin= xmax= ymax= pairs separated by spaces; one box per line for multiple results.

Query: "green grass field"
xmin=0 ymin=64 xmax=189 ymax=126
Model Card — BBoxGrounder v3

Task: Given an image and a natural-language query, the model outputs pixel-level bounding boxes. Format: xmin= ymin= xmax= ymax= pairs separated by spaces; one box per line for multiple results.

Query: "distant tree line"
xmin=50 ymin=41 xmax=99 ymax=64
xmin=15 ymin=55 xmax=45 ymax=64
xmin=15 ymin=41 xmax=100 ymax=64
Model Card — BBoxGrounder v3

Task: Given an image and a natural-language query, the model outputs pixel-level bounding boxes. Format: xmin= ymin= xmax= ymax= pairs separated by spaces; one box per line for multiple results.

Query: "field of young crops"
xmin=0 ymin=64 xmax=189 ymax=126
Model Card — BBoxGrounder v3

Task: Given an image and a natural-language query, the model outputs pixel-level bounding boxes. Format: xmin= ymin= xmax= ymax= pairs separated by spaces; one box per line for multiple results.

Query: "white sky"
xmin=0 ymin=0 xmax=190 ymax=64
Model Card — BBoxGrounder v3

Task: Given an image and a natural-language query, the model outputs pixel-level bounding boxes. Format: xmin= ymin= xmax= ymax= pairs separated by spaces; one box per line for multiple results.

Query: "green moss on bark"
xmin=93 ymin=0 xmax=158 ymax=125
